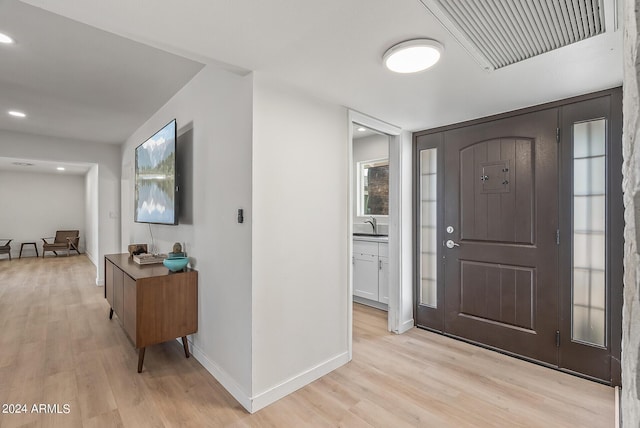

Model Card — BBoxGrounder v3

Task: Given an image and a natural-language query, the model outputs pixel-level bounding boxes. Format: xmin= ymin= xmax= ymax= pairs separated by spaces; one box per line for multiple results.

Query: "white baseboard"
xmin=397 ymin=318 xmax=414 ymax=334
xmin=186 ymin=338 xmax=253 ymax=412
xmin=184 ymin=338 xmax=349 ymax=414
xmin=84 ymin=251 xmax=103 ymax=285
xmin=85 ymin=250 xmax=97 ymax=266
xmin=353 ymin=296 xmax=389 ymax=311
xmin=250 ymin=351 xmax=350 ymax=413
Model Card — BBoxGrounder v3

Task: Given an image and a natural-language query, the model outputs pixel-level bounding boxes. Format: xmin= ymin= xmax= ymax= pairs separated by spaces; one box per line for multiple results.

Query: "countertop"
xmin=353 ymin=234 xmax=388 ymax=243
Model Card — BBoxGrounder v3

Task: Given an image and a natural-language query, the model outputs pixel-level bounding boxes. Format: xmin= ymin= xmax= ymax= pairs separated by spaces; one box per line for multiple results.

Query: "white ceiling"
xmin=0 ymin=156 xmax=91 ymax=175
xmin=1 ymin=0 xmax=624 ymax=147
xmin=0 ymin=0 xmax=203 ymax=144
xmin=353 ymin=124 xmax=383 ymax=140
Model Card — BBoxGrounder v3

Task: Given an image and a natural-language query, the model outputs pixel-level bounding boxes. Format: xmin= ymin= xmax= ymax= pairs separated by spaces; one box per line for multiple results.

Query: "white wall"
xmin=0 ymin=170 xmax=85 ymax=257
xmin=251 ymin=75 xmax=349 ymax=410
xmin=393 ymin=131 xmax=414 ymax=334
xmin=120 ymin=65 xmax=254 ymax=406
xmin=120 ymin=69 xmax=351 ymax=412
xmin=353 ymin=133 xmax=389 ymax=233
xmin=84 ymin=165 xmax=99 ymax=264
xmin=0 ymin=130 xmax=121 ymax=283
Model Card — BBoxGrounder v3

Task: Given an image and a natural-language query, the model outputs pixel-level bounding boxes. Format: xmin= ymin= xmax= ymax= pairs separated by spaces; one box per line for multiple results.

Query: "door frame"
xmin=412 ymin=88 xmax=623 ymax=384
xmin=347 ymin=110 xmax=413 ymax=360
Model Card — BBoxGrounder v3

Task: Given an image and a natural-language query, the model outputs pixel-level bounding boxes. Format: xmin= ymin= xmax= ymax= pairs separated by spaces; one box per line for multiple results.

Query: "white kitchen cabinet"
xmin=378 ymin=255 xmax=389 ymax=304
xmin=353 ymin=252 xmax=379 ymax=300
xmin=353 ymin=238 xmax=389 ymax=308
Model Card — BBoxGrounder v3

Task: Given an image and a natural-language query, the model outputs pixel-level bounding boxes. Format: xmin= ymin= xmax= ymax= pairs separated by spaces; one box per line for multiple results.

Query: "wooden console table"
xmin=104 ymin=253 xmax=198 ymax=372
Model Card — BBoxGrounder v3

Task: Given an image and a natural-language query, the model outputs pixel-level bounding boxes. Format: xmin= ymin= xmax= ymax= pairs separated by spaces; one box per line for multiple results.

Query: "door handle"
xmin=445 ymin=240 xmax=460 ymax=249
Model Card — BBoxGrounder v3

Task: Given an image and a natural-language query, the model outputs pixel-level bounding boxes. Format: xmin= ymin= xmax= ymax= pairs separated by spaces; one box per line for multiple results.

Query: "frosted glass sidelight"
xmin=572 ymin=119 xmax=606 ymax=347
xmin=573 ymin=119 xmax=605 ymax=158
xmin=419 ymin=148 xmax=438 ymax=308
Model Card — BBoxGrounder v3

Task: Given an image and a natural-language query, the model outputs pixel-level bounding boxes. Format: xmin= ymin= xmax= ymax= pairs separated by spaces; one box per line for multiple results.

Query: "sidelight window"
xmin=419 ymin=148 xmax=438 ymax=308
xmin=572 ymin=118 xmax=606 ymax=347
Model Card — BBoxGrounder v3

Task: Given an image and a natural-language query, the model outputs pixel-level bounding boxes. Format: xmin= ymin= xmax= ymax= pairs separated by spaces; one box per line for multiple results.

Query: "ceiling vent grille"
xmin=419 ymin=0 xmax=613 ymax=70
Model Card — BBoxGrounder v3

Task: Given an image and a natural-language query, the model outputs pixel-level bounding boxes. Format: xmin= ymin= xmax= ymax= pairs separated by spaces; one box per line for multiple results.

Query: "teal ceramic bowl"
xmin=163 ymin=257 xmax=189 ymax=272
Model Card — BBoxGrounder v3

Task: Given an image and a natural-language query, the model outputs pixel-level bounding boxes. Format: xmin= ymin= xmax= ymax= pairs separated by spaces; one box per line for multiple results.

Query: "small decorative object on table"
xmin=163 ymin=257 xmax=189 ymax=272
xmin=128 ymin=243 xmax=148 ymax=257
xmin=163 ymin=242 xmax=189 ymax=271
xmin=168 ymin=242 xmax=186 ymax=258
xmin=133 ymin=253 xmax=167 ymax=265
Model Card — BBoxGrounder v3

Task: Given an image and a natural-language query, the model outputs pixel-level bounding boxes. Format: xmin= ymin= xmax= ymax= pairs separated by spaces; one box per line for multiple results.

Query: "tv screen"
xmin=134 ymin=119 xmax=178 ymax=225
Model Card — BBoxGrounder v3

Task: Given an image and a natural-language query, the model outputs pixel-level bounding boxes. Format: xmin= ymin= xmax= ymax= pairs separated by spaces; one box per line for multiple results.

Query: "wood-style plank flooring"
xmin=0 ymin=256 xmax=613 ymax=427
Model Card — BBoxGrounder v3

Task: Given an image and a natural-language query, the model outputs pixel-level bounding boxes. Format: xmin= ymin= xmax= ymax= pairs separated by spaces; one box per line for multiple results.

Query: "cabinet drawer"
xmin=378 ymin=242 xmax=389 ymax=258
xmin=354 ymin=240 xmax=378 ymax=256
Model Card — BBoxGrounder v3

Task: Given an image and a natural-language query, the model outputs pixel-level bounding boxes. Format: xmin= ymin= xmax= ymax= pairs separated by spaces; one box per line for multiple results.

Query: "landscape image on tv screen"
xmin=135 ymin=119 xmax=177 ymax=224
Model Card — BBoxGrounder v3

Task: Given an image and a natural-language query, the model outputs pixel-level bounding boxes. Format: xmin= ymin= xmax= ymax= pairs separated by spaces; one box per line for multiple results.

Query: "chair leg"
xmin=70 ymin=243 xmax=80 ymax=255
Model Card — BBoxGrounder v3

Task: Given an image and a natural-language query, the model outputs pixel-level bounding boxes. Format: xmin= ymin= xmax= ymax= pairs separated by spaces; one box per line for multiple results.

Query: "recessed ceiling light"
xmin=383 ymin=39 xmax=444 ymax=73
xmin=12 ymin=162 xmax=34 ymax=167
xmin=57 ymin=167 xmax=66 ymax=171
xmin=357 ymin=127 xmax=367 ymax=132
xmin=0 ymin=32 xmax=14 ymax=44
xmin=8 ymin=110 xmax=26 ymax=118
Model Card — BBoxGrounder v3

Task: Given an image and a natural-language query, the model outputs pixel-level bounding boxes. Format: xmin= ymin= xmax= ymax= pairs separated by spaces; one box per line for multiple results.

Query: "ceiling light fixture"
xmin=383 ymin=39 xmax=443 ymax=73
xmin=357 ymin=127 xmax=367 ymax=132
xmin=0 ymin=32 xmax=14 ymax=44
xmin=57 ymin=167 xmax=66 ymax=171
xmin=8 ymin=110 xmax=26 ymax=118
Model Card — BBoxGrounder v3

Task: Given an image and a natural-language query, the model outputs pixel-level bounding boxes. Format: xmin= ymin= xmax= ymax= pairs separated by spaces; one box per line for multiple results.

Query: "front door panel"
xmin=443 ymin=109 xmax=559 ymax=365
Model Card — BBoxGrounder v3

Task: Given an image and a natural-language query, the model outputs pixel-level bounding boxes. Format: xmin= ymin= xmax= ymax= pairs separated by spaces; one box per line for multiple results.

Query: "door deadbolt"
xmin=446 ymin=226 xmax=454 ymax=234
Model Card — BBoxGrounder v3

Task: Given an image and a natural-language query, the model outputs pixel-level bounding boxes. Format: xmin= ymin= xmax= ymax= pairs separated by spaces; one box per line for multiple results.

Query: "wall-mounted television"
xmin=134 ymin=119 xmax=178 ymax=225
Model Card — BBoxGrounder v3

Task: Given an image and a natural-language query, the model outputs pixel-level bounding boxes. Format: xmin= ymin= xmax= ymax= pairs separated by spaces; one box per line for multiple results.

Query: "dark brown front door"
xmin=414 ymin=89 xmax=623 ymax=385
xmin=442 ymin=109 xmax=559 ymax=364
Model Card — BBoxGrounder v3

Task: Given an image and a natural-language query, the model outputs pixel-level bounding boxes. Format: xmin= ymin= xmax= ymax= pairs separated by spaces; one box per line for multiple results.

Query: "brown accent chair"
xmin=0 ymin=239 xmax=11 ymax=260
xmin=42 ymin=230 xmax=80 ymax=257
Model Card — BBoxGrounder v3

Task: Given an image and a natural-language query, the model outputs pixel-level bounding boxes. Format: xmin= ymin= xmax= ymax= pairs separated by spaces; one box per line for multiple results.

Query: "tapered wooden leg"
xmin=181 ymin=336 xmax=190 ymax=358
xmin=137 ymin=347 xmax=145 ymax=373
xmin=109 ymin=308 xmax=113 ymax=319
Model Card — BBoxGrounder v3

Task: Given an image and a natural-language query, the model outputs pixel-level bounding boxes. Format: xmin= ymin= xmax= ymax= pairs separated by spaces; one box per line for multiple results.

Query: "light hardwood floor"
xmin=0 ymin=256 xmax=613 ymax=427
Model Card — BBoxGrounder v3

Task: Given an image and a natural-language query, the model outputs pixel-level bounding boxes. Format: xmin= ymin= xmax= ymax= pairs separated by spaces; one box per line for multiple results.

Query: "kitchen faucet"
xmin=364 ymin=216 xmax=377 ymax=234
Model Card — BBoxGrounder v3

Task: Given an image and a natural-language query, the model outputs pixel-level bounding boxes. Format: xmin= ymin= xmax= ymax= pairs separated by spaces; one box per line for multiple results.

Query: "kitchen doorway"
xmin=347 ymin=110 xmax=412 ymax=359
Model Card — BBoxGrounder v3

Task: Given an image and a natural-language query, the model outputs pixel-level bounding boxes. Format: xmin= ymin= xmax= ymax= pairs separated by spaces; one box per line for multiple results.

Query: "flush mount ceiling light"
xmin=57 ymin=167 xmax=66 ymax=171
xmin=8 ymin=110 xmax=26 ymax=118
xmin=0 ymin=32 xmax=14 ymax=44
xmin=383 ymin=39 xmax=443 ymax=73
xmin=357 ymin=127 xmax=367 ymax=132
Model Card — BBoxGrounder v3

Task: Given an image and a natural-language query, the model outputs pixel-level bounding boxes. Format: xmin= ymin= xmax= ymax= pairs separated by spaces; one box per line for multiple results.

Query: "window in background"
xmin=358 ymin=159 xmax=389 ymax=216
